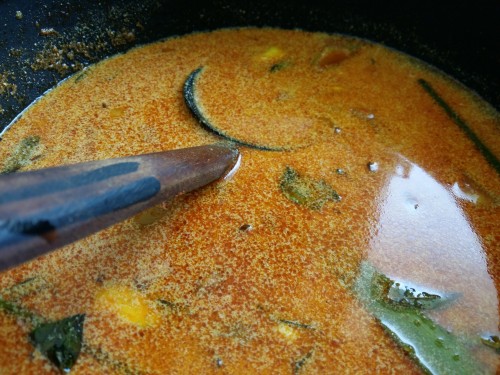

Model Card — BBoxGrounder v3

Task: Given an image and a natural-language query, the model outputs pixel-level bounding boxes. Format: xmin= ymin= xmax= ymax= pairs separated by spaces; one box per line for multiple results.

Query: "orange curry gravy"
xmin=0 ymin=28 xmax=498 ymax=374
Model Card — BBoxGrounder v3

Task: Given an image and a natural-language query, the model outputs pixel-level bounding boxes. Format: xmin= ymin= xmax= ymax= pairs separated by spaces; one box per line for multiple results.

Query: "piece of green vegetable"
xmin=278 ymin=319 xmax=315 ymax=330
xmin=0 ymin=295 xmax=44 ymax=326
xmin=280 ymin=166 xmax=340 ymax=210
xmin=1 ymin=135 xmax=41 ymax=174
xmin=480 ymin=335 xmax=500 ymax=354
xmin=183 ymin=67 xmax=284 ymax=151
xmin=1 ymin=277 xmax=48 ymax=301
xmin=269 ymin=60 xmax=290 ymax=73
xmin=157 ymin=299 xmax=177 ymax=309
xmin=30 ymin=314 xmax=85 ymax=372
xmin=1 ymin=294 xmax=141 ymax=373
xmin=1 ymin=294 xmax=85 ymax=372
xmin=385 ymin=280 xmax=458 ymax=311
xmin=293 ymin=350 xmax=313 ymax=374
xmin=355 ymin=262 xmax=483 ymax=374
xmin=157 ymin=299 xmax=188 ymax=315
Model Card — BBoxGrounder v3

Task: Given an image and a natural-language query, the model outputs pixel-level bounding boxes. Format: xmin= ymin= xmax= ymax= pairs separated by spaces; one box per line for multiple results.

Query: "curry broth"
xmin=0 ymin=28 xmax=498 ymax=374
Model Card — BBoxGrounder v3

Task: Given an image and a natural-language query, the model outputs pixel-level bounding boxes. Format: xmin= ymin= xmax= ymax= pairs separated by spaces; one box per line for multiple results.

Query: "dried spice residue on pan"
xmin=0 ymin=0 xmax=162 ymax=133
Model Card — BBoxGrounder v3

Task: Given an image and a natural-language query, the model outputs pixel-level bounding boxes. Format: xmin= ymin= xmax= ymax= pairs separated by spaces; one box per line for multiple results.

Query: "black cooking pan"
xmin=0 ymin=0 xmax=498 ymax=135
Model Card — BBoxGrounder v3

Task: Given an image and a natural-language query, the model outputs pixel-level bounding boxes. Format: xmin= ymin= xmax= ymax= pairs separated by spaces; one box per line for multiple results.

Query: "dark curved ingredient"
xmin=418 ymin=79 xmax=500 ymax=175
xmin=183 ymin=67 xmax=285 ymax=151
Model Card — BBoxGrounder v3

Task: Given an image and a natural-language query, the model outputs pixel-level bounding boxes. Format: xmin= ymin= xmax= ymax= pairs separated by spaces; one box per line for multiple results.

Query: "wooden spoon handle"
xmin=0 ymin=144 xmax=239 ymax=271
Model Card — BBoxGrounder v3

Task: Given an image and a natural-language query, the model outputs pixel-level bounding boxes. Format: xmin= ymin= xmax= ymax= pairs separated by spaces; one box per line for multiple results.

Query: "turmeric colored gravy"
xmin=0 ymin=28 xmax=498 ymax=374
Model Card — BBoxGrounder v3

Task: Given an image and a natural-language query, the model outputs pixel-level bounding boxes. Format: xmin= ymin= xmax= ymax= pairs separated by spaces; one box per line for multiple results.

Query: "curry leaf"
xmin=383 ymin=278 xmax=459 ymax=310
xmin=280 ymin=166 xmax=340 ymax=210
xmin=293 ymin=350 xmax=314 ymax=374
xmin=0 ymin=295 xmax=44 ymax=326
xmin=355 ymin=262 xmax=483 ymax=375
xmin=480 ymin=335 xmax=500 ymax=354
xmin=1 ymin=135 xmax=41 ymax=174
xmin=277 ymin=319 xmax=315 ymax=330
xmin=30 ymin=314 xmax=85 ymax=372
xmin=270 ymin=60 xmax=291 ymax=73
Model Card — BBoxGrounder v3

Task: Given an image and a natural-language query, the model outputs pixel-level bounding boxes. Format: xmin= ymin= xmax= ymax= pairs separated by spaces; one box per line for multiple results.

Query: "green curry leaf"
xmin=280 ymin=166 xmax=340 ymax=210
xmin=376 ymin=274 xmax=459 ymax=311
xmin=1 ymin=135 xmax=42 ymax=174
xmin=480 ymin=335 xmax=500 ymax=354
xmin=355 ymin=262 xmax=483 ymax=375
xmin=1 ymin=292 xmax=134 ymax=372
xmin=269 ymin=60 xmax=291 ymax=73
xmin=30 ymin=314 xmax=85 ymax=372
xmin=0 ymin=295 xmax=44 ymax=326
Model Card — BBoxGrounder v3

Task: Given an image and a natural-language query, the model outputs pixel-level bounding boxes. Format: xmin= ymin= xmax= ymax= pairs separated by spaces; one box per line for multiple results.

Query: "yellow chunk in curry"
xmin=94 ymin=284 xmax=160 ymax=328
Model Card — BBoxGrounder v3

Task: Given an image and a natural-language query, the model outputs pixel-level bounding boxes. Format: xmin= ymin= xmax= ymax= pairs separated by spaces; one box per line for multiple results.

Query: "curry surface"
xmin=0 ymin=28 xmax=499 ymax=374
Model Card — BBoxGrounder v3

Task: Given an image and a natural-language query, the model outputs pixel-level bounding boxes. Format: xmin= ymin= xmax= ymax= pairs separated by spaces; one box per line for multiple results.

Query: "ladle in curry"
xmin=0 ymin=144 xmax=239 ymax=272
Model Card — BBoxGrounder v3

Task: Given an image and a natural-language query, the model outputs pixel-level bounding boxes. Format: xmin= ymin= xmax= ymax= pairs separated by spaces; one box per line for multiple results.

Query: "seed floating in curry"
xmin=0 ymin=28 xmax=498 ymax=374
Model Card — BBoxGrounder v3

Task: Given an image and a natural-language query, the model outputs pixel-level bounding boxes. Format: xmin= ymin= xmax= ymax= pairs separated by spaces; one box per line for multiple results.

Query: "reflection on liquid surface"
xmin=368 ymin=158 xmax=498 ymax=368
